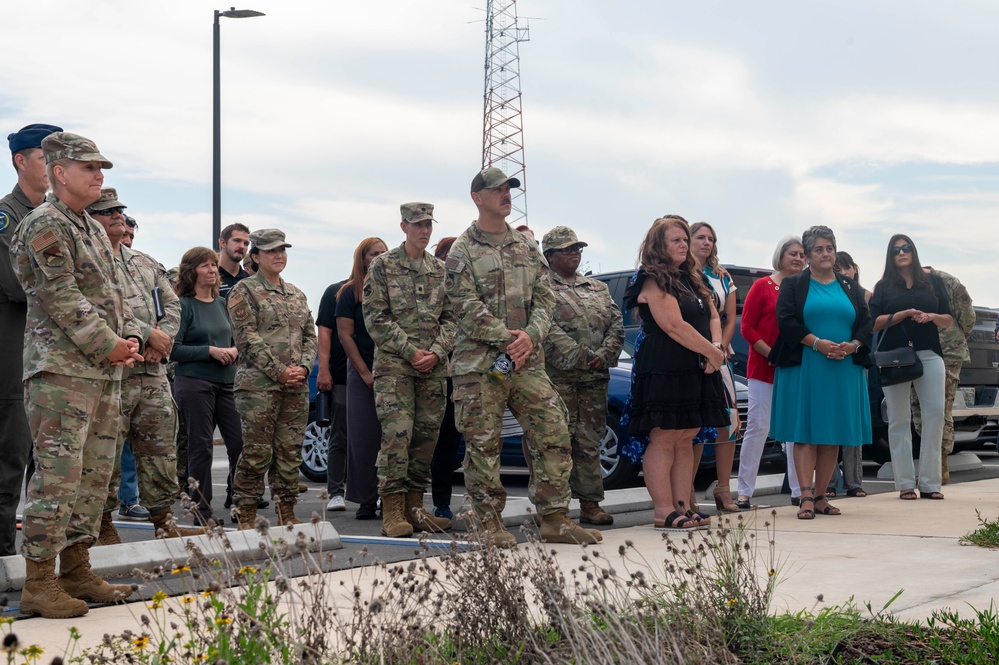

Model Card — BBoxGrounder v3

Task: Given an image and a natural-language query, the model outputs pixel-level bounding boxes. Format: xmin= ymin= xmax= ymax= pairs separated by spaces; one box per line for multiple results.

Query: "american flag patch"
xmin=30 ymin=229 xmax=59 ymax=253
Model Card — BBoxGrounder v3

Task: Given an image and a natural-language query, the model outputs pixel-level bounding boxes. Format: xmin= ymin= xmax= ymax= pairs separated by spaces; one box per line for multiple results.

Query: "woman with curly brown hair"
xmin=624 ymin=215 xmax=728 ymax=531
xmin=171 ymin=246 xmax=244 ymax=524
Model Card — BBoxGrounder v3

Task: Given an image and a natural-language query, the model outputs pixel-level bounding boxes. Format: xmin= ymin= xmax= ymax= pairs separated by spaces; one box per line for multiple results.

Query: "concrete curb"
xmin=0 ymin=521 xmax=342 ymax=592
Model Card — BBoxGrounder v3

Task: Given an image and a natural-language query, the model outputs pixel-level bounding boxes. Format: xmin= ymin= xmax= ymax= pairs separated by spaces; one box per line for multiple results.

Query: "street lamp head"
xmin=219 ymin=8 xmax=265 ymax=19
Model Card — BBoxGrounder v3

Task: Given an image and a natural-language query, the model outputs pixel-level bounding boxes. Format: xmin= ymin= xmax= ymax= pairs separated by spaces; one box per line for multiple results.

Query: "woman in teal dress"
xmin=770 ymin=226 xmax=873 ymax=519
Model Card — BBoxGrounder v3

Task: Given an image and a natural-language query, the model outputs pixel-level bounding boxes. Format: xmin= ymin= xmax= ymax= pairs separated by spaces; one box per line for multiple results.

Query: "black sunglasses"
xmin=90 ymin=207 xmax=125 ymax=217
xmin=890 ymin=243 xmax=914 ymax=256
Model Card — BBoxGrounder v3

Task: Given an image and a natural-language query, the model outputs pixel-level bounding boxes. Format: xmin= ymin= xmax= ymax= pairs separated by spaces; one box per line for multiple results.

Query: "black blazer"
xmin=767 ymin=267 xmax=873 ymax=368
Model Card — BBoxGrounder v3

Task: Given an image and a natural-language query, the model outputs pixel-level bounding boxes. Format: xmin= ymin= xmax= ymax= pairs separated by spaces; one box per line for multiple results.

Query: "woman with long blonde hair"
xmin=336 ymin=237 xmax=388 ymax=519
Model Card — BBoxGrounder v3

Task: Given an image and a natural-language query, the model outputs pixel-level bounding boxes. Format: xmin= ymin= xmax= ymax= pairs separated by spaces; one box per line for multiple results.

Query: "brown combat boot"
xmin=476 ymin=509 xmax=517 ymax=549
xmin=149 ymin=510 xmax=206 ymax=539
xmin=405 ymin=491 xmax=451 ymax=532
xmin=22 ymin=557 xmax=89 ymax=618
xmin=96 ymin=511 xmax=121 ymax=546
xmin=275 ymin=499 xmax=302 ymax=526
xmin=56 ymin=543 xmax=134 ymax=603
xmin=234 ymin=504 xmax=258 ymax=531
xmin=380 ymin=493 xmax=414 ymax=538
xmin=579 ymin=500 xmax=614 ymax=526
xmin=540 ymin=509 xmax=603 ymax=544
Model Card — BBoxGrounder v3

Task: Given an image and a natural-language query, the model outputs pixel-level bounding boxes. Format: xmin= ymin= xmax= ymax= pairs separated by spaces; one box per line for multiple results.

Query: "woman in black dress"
xmin=625 ymin=215 xmax=728 ymax=531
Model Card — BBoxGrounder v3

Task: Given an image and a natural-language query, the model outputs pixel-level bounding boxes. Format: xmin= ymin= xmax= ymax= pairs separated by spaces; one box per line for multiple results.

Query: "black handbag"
xmin=872 ymin=312 xmax=923 ymax=386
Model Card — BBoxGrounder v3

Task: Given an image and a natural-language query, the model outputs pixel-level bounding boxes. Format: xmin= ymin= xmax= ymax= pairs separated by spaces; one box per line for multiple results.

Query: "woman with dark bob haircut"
xmin=870 ymin=234 xmax=952 ymax=500
xmin=171 ymin=247 xmax=244 ymax=524
xmin=769 ymin=225 xmax=873 ymax=519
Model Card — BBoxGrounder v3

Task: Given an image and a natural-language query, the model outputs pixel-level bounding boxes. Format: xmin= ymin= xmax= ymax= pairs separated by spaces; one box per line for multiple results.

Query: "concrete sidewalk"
xmin=8 ymin=477 xmax=999 ymax=658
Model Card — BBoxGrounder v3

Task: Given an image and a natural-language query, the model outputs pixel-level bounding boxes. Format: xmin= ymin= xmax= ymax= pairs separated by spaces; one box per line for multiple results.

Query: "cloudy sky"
xmin=3 ymin=1 xmax=997 ymax=310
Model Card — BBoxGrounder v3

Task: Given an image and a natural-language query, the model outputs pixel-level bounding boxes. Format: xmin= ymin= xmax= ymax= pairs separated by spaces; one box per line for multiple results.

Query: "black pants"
xmin=430 ymin=378 xmax=462 ymax=508
xmin=0 ymin=301 xmax=31 ymax=556
xmin=173 ymin=375 xmax=243 ymax=516
xmin=345 ymin=362 xmax=381 ymax=506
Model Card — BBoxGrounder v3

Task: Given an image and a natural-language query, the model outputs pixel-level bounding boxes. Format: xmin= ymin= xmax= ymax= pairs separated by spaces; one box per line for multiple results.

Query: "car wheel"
xmin=300 ymin=411 xmax=330 ymax=483
xmin=600 ymin=410 xmax=639 ymax=490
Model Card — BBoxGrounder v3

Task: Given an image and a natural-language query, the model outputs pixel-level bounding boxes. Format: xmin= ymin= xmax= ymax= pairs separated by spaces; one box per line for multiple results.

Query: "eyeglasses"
xmin=891 ymin=244 xmax=914 ymax=256
xmin=90 ymin=207 xmax=125 ymax=217
xmin=555 ymin=246 xmax=583 ymax=256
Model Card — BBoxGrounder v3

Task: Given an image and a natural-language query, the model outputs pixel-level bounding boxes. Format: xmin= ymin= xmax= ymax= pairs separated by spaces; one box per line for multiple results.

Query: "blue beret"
xmin=8 ymin=124 xmax=63 ymax=154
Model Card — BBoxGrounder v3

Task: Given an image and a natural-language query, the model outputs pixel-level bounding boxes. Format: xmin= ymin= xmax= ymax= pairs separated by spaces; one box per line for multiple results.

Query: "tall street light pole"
xmin=213 ymin=7 xmax=264 ymax=250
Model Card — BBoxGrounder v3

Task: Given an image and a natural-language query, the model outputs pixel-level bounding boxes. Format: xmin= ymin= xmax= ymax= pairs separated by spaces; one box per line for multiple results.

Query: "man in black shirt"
xmin=316 ymin=279 xmax=349 ymax=510
xmin=218 ymin=222 xmax=250 ymax=299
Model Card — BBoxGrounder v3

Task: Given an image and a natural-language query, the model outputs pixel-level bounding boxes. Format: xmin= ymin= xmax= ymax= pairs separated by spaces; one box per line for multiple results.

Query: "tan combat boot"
xmin=380 ymin=493 xmax=414 ymax=538
xmin=234 ymin=504 xmax=258 ymax=531
xmin=540 ymin=509 xmax=603 ymax=544
xmin=405 ymin=491 xmax=451 ymax=532
xmin=476 ymin=509 xmax=517 ymax=549
xmin=56 ymin=542 xmax=134 ymax=603
xmin=96 ymin=511 xmax=121 ymax=546
xmin=149 ymin=510 xmax=206 ymax=539
xmin=22 ymin=557 xmax=89 ymax=618
xmin=275 ymin=499 xmax=302 ymax=526
xmin=579 ymin=500 xmax=614 ymax=526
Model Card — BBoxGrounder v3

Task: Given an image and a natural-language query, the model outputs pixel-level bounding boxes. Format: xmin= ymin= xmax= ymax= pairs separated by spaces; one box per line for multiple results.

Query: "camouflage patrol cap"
xmin=542 ymin=226 xmax=588 ymax=253
xmin=470 ymin=166 xmax=521 ymax=193
xmin=42 ymin=132 xmax=112 ymax=168
xmin=8 ymin=123 xmax=63 ymax=153
xmin=89 ymin=188 xmax=127 ymax=212
xmin=250 ymin=228 xmax=292 ymax=251
xmin=400 ymin=202 xmax=436 ymax=224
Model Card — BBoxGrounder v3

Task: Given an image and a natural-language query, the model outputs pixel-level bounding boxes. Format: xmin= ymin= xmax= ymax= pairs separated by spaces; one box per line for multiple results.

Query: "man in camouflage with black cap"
xmin=445 ymin=167 xmax=601 ymax=547
xmin=87 ymin=188 xmax=203 ymax=542
xmin=11 ymin=132 xmax=142 ymax=618
xmin=0 ymin=123 xmax=62 ymax=557
xmin=364 ymin=202 xmax=455 ymax=537
xmin=540 ymin=226 xmax=624 ymax=526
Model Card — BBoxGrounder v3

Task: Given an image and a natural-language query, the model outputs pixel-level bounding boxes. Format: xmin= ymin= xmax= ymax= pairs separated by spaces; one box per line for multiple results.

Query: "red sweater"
xmin=740 ymin=276 xmax=781 ymax=383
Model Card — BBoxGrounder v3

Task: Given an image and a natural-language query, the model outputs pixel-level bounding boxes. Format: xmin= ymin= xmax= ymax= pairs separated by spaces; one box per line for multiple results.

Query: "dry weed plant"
xmin=4 ymin=502 xmax=784 ymax=664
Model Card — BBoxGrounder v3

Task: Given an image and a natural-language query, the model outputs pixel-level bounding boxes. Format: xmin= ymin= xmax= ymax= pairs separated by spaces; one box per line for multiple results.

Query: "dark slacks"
xmin=431 ymin=378 xmax=462 ymax=508
xmin=326 ymin=383 xmax=348 ymax=497
xmin=345 ymin=362 xmax=381 ymax=506
xmin=0 ymin=301 xmax=31 ymax=556
xmin=173 ymin=374 xmax=244 ymax=516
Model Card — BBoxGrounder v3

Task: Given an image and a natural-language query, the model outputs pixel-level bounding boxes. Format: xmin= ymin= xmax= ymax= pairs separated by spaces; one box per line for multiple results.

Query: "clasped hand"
xmin=506 ymin=330 xmax=533 ymax=369
xmin=409 ymin=349 xmax=440 ymax=373
xmin=279 ymin=365 xmax=308 ymax=387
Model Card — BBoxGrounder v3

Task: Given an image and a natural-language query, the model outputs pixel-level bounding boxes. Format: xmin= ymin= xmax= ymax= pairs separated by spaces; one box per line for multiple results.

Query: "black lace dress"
xmin=625 ymin=270 xmax=728 ymax=437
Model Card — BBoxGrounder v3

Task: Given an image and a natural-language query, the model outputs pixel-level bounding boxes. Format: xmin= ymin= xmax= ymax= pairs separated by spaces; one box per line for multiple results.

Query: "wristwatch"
xmin=712 ymin=342 xmax=724 ymax=350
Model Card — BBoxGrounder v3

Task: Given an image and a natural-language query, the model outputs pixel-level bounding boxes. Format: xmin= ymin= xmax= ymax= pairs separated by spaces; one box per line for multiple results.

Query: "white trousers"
xmin=737 ymin=379 xmax=798 ymax=497
xmin=881 ymin=350 xmax=945 ymax=493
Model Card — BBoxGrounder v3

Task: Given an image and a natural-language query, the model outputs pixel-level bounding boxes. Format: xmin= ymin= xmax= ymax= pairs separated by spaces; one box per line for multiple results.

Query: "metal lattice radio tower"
xmin=481 ymin=0 xmax=530 ymax=226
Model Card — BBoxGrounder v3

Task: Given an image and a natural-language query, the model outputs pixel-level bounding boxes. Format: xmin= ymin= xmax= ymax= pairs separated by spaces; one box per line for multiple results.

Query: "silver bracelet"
xmin=812 ymin=338 xmax=820 ymax=352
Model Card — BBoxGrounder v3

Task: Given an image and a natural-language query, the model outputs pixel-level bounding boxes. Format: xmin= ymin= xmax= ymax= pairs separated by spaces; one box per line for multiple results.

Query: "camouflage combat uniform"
xmin=103 ymin=245 xmax=181 ymax=515
xmin=228 ymin=272 xmax=317 ymax=509
xmin=445 ymin=222 xmax=572 ymax=517
xmin=11 ymin=194 xmax=141 ymax=561
xmin=0 ymin=184 xmax=37 ymax=556
xmin=912 ymin=269 xmax=974 ymax=482
xmin=363 ymin=242 xmax=455 ymax=495
xmin=542 ymin=268 xmax=624 ymax=502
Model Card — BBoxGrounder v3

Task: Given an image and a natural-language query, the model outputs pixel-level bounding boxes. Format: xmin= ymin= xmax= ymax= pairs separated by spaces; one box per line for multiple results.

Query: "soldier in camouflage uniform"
xmin=87 ymin=189 xmax=203 ymax=542
xmin=539 ymin=226 xmax=624 ymax=526
xmin=363 ymin=202 xmax=456 ymax=537
xmin=0 ymin=123 xmax=61 ymax=557
xmin=10 ymin=132 xmax=142 ymax=618
xmin=912 ymin=268 xmax=974 ymax=484
xmin=445 ymin=167 xmax=601 ymax=547
xmin=228 ymin=228 xmax=317 ymax=529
